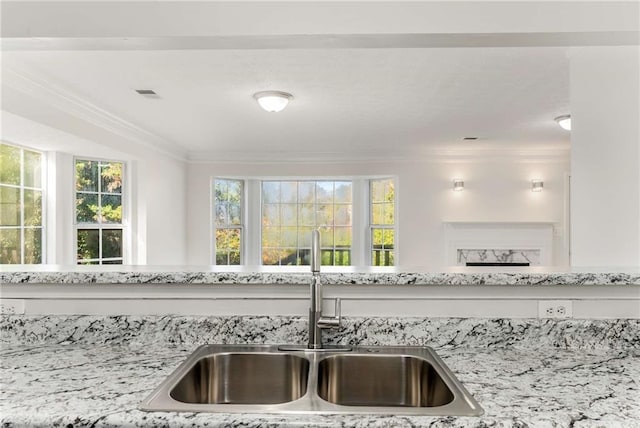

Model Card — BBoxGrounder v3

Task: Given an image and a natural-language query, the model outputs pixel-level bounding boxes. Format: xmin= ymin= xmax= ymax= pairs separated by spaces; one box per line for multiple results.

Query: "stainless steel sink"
xmin=317 ymin=354 xmax=454 ymax=408
xmin=170 ymin=353 xmax=309 ymax=405
xmin=140 ymin=344 xmax=483 ymax=416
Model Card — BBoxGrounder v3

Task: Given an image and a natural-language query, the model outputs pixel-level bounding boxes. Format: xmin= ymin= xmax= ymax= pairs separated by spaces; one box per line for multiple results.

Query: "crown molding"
xmin=187 ymin=146 xmax=570 ymax=165
xmin=2 ymin=65 xmax=187 ymax=161
xmin=4 ymin=32 xmax=639 ymax=52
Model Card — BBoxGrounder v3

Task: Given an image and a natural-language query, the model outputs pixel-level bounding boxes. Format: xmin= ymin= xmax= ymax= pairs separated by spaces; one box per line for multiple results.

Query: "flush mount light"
xmin=555 ymin=115 xmax=571 ymax=131
xmin=531 ymin=179 xmax=544 ymax=192
xmin=253 ymin=91 xmax=293 ymax=113
xmin=453 ymin=179 xmax=464 ymax=191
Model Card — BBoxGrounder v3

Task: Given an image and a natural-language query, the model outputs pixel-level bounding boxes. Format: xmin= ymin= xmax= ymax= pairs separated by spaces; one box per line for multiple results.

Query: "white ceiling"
xmin=3 ymin=46 xmax=570 ymax=159
xmin=6 ymin=0 xmax=633 ymax=161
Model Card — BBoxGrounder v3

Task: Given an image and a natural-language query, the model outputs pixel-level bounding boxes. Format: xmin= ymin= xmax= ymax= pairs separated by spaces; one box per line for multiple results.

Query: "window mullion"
xmin=351 ymin=179 xmax=367 ymax=268
xmin=98 ymin=228 xmax=103 ymax=264
xmin=247 ymin=179 xmax=262 ymax=266
xmin=20 ymin=148 xmax=25 ymax=264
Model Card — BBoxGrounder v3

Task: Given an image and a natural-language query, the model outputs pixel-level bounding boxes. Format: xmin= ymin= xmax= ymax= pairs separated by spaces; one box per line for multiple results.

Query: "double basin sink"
xmin=140 ymin=344 xmax=482 ymax=416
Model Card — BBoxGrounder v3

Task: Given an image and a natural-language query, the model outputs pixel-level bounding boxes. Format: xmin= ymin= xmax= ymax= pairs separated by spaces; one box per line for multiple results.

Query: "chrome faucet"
xmin=308 ymin=229 xmax=341 ymax=349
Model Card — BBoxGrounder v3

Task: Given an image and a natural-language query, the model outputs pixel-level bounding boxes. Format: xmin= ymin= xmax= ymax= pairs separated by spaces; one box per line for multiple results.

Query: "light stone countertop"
xmin=1 ymin=315 xmax=639 ymax=427
xmin=2 ymin=343 xmax=638 ymax=428
xmin=2 ymin=265 xmax=640 ymax=285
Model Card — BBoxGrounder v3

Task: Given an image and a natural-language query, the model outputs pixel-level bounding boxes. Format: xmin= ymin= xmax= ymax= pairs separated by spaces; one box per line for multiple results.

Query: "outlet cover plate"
xmin=538 ymin=300 xmax=573 ymax=319
xmin=0 ymin=299 xmax=25 ymax=315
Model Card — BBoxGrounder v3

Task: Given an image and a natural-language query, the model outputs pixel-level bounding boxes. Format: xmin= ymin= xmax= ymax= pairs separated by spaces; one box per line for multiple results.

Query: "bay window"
xmin=212 ymin=177 xmax=396 ymax=267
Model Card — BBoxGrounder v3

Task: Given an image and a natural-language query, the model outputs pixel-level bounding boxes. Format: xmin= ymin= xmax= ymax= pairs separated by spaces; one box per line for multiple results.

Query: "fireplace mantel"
xmin=443 ymin=222 xmax=555 ymax=266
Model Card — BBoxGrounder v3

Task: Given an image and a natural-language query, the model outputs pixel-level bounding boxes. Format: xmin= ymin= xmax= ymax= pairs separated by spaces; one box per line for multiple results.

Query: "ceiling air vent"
xmin=135 ymin=89 xmax=160 ymax=98
xmin=462 ymin=137 xmax=479 ymax=141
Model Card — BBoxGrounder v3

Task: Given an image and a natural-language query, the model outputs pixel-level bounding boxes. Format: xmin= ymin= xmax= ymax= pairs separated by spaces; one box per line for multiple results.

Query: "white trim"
xmin=39 ymin=150 xmax=48 ymax=264
xmin=187 ymin=147 xmax=571 ymax=165
xmin=394 ymin=175 xmax=400 ymax=265
xmin=246 ymin=180 xmax=262 ymax=267
xmin=350 ymin=179 xmax=367 ymax=267
xmin=209 ymin=178 xmax=215 ymax=265
xmin=564 ymin=172 xmax=571 ymax=264
xmin=126 ymin=160 xmax=139 ymax=265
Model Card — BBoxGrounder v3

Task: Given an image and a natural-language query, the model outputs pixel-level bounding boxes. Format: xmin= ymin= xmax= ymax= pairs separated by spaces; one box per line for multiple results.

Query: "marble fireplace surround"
xmin=457 ymin=249 xmax=541 ymax=265
xmin=444 ymin=222 xmax=554 ymax=266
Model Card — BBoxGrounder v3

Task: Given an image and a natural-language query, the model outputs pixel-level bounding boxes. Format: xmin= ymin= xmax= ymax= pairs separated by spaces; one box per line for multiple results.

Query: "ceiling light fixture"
xmin=253 ymin=91 xmax=293 ymax=113
xmin=453 ymin=179 xmax=464 ymax=192
xmin=555 ymin=115 xmax=571 ymax=131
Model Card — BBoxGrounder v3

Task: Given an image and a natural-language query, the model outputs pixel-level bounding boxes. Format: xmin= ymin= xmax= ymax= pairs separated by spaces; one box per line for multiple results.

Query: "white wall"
xmin=135 ymin=154 xmax=187 ymax=265
xmin=570 ymin=47 xmax=640 ymax=267
xmin=187 ymin=156 xmax=569 ymax=268
xmin=44 ymin=151 xmax=73 ymax=264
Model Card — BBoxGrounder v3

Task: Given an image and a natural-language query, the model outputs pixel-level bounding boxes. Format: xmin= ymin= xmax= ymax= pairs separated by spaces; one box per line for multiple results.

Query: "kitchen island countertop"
xmin=1 ymin=314 xmax=639 ymax=427
xmin=2 ymin=265 xmax=640 ymax=286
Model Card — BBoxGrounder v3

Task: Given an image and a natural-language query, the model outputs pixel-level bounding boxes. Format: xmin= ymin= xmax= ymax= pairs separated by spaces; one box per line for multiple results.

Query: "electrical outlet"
xmin=538 ymin=300 xmax=573 ymax=319
xmin=0 ymin=299 xmax=25 ymax=315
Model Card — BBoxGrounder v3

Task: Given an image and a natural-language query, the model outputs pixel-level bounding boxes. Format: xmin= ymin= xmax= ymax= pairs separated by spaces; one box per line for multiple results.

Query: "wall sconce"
xmin=531 ymin=179 xmax=544 ymax=192
xmin=555 ymin=114 xmax=571 ymax=131
xmin=453 ymin=179 xmax=464 ymax=191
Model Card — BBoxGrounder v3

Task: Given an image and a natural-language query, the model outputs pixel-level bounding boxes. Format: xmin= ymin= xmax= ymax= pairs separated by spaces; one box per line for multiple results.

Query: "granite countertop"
xmin=2 ymin=343 xmax=638 ymax=428
xmin=1 ymin=316 xmax=639 ymax=427
xmin=2 ymin=265 xmax=640 ymax=285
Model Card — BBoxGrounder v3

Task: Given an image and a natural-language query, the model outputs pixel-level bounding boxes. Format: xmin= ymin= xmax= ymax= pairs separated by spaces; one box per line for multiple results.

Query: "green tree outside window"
xmin=214 ymin=179 xmax=243 ymax=265
xmin=0 ymin=143 xmax=43 ymax=264
xmin=75 ymin=159 xmax=124 ymax=264
xmin=371 ymin=178 xmax=395 ymax=266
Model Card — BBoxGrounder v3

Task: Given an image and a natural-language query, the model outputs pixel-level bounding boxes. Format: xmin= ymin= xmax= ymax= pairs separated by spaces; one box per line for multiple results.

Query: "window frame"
xmin=368 ymin=177 xmax=397 ymax=266
xmin=211 ymin=176 xmax=396 ymax=268
xmin=73 ymin=156 xmax=128 ymax=265
xmin=0 ymin=141 xmax=46 ymax=264
xmin=211 ymin=177 xmax=245 ymax=266
xmin=259 ymin=179 xmax=355 ymax=267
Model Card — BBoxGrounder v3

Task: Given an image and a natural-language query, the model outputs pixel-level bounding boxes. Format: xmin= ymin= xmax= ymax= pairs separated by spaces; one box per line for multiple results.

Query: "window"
xmin=213 ymin=178 xmax=243 ymax=265
xmin=370 ymin=178 xmax=395 ymax=266
xmin=261 ymin=180 xmax=352 ymax=266
xmin=74 ymin=159 xmax=124 ymax=264
xmin=0 ymin=143 xmax=44 ymax=264
xmin=211 ymin=177 xmax=395 ymax=267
